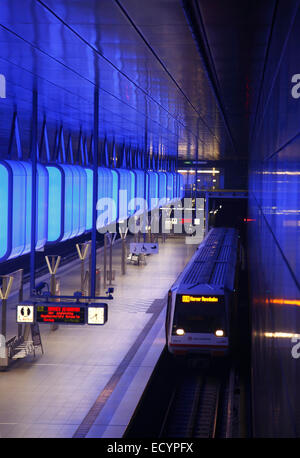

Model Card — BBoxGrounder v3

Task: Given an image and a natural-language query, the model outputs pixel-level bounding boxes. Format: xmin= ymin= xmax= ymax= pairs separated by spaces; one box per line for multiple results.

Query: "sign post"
xmin=119 ymin=225 xmax=128 ymax=276
xmin=45 ymin=255 xmax=61 ymax=296
xmin=76 ymin=242 xmax=90 ymax=295
xmin=104 ymin=232 xmax=107 ymax=288
xmin=17 ymin=269 xmax=24 ymax=338
xmin=105 ymin=232 xmax=116 ymax=285
xmin=45 ymin=255 xmax=61 ymax=331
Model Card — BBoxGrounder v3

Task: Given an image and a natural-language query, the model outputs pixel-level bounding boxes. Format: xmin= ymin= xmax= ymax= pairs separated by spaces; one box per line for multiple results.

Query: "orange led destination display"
xmin=36 ymin=305 xmax=85 ymax=324
xmin=181 ymin=295 xmax=219 ymax=303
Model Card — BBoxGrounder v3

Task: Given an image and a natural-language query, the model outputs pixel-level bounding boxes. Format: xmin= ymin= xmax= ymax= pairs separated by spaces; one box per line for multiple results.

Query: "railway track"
xmin=124 ymin=350 xmax=238 ymax=439
xmin=158 ymin=367 xmax=235 ymax=438
xmin=161 ymin=367 xmax=235 ymax=438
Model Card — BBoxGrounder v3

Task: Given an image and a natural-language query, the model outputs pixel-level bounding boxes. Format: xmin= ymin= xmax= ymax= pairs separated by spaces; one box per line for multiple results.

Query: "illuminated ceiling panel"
xmin=0 ymin=0 xmax=274 ymax=162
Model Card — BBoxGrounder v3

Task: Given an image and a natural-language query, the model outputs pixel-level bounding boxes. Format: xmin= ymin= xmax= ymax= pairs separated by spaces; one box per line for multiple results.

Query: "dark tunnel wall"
xmin=249 ymin=0 xmax=300 ymax=437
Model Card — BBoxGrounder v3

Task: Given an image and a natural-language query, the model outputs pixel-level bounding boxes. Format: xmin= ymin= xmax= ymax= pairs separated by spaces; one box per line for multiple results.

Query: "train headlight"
xmin=176 ymin=328 xmax=185 ymax=336
xmin=215 ymin=329 xmax=224 ymax=337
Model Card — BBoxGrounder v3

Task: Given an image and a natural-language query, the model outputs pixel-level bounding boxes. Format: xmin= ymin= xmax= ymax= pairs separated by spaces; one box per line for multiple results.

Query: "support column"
xmin=91 ymin=87 xmax=99 ymax=298
xmin=76 ymin=242 xmax=90 ymax=296
xmin=30 ymin=90 xmax=38 ymax=295
xmin=109 ymin=235 xmax=113 ymax=286
xmin=104 ymin=233 xmax=107 ymax=288
xmin=119 ymin=227 xmax=128 ymax=276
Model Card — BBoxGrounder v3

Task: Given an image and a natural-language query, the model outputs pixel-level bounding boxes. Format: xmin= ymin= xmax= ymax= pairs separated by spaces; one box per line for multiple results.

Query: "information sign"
xmin=17 ymin=304 xmax=34 ymax=323
xmin=129 ymin=243 xmax=159 ymax=255
xmin=36 ymin=304 xmax=85 ymax=324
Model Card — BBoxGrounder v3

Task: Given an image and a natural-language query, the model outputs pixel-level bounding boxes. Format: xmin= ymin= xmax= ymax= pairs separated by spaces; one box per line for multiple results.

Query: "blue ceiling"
xmin=0 ymin=0 xmax=275 ymax=162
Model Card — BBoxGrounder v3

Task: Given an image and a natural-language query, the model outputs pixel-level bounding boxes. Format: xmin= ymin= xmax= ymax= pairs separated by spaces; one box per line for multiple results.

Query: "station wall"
xmin=249 ymin=1 xmax=300 ymax=437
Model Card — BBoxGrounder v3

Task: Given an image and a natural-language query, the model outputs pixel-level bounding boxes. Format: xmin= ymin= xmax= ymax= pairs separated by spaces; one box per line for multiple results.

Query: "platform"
xmin=0 ymin=236 xmax=196 ymax=438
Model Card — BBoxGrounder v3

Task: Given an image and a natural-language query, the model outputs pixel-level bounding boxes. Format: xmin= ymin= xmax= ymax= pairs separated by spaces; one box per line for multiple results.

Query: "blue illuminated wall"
xmin=166 ymin=173 xmax=174 ymax=201
xmin=147 ymin=171 xmax=159 ymax=210
xmin=249 ymin=2 xmax=300 ymax=437
xmin=85 ymin=168 xmax=93 ymax=231
xmin=97 ymin=167 xmax=118 ymax=228
xmin=116 ymin=168 xmax=135 ymax=221
xmin=0 ymin=160 xmax=48 ymax=262
xmin=158 ymin=172 xmax=167 ymax=205
xmin=47 ymin=166 xmax=62 ymax=242
xmin=0 ymin=156 xmax=181 ymax=263
xmin=0 ymin=163 xmax=9 ymax=260
xmin=132 ymin=169 xmax=146 ymax=214
xmin=47 ymin=164 xmax=87 ymax=243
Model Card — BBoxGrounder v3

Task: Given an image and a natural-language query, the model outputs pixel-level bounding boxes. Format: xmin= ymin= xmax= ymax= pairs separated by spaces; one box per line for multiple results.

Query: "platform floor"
xmin=0 ymin=236 xmax=197 ymax=438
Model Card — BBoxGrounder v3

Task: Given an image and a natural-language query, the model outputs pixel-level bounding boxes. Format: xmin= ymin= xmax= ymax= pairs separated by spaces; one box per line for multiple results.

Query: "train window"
xmin=172 ymin=295 xmax=226 ymax=334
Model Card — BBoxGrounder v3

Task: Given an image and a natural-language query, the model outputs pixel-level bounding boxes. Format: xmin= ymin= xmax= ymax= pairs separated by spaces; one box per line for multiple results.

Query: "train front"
xmin=168 ymin=291 xmax=229 ymax=357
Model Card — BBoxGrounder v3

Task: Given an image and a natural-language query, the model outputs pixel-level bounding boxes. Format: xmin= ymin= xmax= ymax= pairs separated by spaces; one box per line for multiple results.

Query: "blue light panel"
xmin=147 ymin=171 xmax=159 ymax=210
xmin=0 ymin=159 xmax=179 ymax=264
xmin=47 ymin=166 xmax=62 ymax=242
xmin=97 ymin=167 xmax=118 ymax=229
xmin=0 ymin=160 xmax=48 ymax=261
xmin=132 ymin=169 xmax=146 ymax=214
xmin=78 ymin=166 xmax=87 ymax=235
xmin=62 ymin=165 xmax=73 ymax=241
xmin=158 ymin=172 xmax=167 ymax=205
xmin=178 ymin=173 xmax=184 ymax=199
xmin=10 ymin=161 xmax=27 ymax=259
xmin=172 ymin=172 xmax=178 ymax=201
xmin=70 ymin=166 xmax=87 ymax=238
xmin=129 ymin=171 xmax=136 ymax=216
xmin=22 ymin=161 xmax=32 ymax=256
xmin=47 ymin=164 xmax=87 ymax=243
xmin=0 ymin=163 xmax=9 ymax=260
xmin=71 ymin=166 xmax=80 ymax=238
xmin=116 ymin=169 xmax=133 ymax=221
xmin=22 ymin=162 xmax=48 ymax=253
xmin=166 ymin=173 xmax=174 ymax=201
xmin=111 ymin=169 xmax=119 ymax=223
xmin=36 ymin=164 xmax=49 ymax=250
xmin=134 ymin=170 xmax=145 ymax=199
xmin=85 ymin=168 xmax=93 ymax=231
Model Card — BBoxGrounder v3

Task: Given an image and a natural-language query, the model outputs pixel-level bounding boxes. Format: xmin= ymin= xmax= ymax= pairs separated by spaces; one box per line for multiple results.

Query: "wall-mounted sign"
xmin=36 ymin=304 xmax=85 ymax=324
xmin=130 ymin=242 xmax=159 ymax=255
xmin=16 ymin=302 xmax=109 ymax=326
xmin=17 ymin=304 xmax=34 ymax=323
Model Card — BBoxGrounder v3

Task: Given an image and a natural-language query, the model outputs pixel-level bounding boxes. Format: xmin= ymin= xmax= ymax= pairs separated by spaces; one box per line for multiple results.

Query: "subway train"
xmin=166 ymin=227 xmax=239 ymax=358
xmin=0 ymin=160 xmax=184 ymax=262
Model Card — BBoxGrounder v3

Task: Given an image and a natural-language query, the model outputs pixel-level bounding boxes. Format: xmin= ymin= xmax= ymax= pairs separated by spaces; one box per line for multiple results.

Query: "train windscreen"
xmin=172 ymin=294 xmax=226 ymax=334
